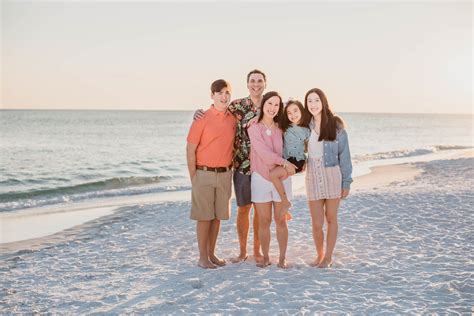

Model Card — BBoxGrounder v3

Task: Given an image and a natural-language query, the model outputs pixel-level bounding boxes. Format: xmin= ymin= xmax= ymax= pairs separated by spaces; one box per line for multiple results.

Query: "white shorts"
xmin=251 ymin=172 xmax=293 ymax=203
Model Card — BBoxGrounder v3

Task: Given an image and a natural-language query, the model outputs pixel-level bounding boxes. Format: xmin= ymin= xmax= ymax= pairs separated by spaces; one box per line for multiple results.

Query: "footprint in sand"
xmin=189 ymin=278 xmax=203 ymax=289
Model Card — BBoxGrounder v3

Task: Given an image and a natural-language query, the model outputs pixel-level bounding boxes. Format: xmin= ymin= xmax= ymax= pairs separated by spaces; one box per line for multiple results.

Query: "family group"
xmin=186 ymin=69 xmax=352 ymax=269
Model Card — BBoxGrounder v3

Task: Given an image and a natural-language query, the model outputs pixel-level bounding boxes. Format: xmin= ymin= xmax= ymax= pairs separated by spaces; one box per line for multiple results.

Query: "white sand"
xmin=352 ymin=163 xmax=420 ymax=191
xmin=1 ymin=156 xmax=473 ymax=313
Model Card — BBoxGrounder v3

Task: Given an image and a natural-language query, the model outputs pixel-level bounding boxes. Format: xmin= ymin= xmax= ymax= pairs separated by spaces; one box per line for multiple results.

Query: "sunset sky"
xmin=1 ymin=1 xmax=472 ymax=114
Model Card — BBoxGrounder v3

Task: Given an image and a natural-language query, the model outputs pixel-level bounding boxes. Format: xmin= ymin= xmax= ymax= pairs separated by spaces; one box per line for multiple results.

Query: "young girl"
xmin=270 ymin=100 xmax=311 ymax=213
xmin=304 ymin=88 xmax=352 ymax=268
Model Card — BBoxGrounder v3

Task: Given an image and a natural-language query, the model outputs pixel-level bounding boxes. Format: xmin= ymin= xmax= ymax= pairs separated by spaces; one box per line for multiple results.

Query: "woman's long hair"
xmin=257 ymin=91 xmax=284 ymax=124
xmin=279 ymin=100 xmax=308 ymax=132
xmin=304 ymin=88 xmax=345 ymax=141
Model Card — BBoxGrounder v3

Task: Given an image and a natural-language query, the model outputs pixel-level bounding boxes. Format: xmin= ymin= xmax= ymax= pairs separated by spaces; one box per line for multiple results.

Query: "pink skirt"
xmin=305 ymin=157 xmax=342 ymax=201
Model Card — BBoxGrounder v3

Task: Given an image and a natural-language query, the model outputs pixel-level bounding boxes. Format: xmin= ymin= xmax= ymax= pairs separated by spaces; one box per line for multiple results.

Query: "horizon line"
xmin=0 ymin=108 xmax=472 ymax=116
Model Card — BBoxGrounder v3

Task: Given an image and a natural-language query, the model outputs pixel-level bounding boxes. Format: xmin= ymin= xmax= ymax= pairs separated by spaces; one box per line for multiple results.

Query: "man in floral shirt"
xmin=194 ymin=69 xmax=266 ymax=263
xmin=227 ymin=69 xmax=266 ymax=263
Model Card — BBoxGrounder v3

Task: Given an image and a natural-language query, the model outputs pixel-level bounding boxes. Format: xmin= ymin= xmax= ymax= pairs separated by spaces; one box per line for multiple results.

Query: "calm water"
xmin=0 ymin=110 xmax=472 ymax=211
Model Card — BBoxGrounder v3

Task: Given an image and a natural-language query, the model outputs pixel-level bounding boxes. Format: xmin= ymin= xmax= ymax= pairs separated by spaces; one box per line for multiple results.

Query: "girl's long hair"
xmin=257 ymin=91 xmax=284 ymax=124
xmin=304 ymin=88 xmax=345 ymax=141
xmin=279 ymin=100 xmax=308 ymax=132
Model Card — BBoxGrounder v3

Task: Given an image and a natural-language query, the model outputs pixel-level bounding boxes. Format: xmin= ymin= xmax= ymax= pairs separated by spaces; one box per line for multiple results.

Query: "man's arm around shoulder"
xmin=193 ymin=108 xmax=205 ymax=120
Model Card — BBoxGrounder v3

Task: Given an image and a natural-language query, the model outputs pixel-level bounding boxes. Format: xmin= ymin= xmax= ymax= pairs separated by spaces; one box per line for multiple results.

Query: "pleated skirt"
xmin=305 ymin=157 xmax=342 ymax=201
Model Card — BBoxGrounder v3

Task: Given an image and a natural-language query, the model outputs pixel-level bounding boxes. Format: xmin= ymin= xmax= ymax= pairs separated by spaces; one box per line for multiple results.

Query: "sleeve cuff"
xmin=342 ymin=180 xmax=352 ymax=189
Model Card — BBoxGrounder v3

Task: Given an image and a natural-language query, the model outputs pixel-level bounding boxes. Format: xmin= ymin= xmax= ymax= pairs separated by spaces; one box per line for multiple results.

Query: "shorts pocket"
xmin=191 ymin=171 xmax=199 ymax=184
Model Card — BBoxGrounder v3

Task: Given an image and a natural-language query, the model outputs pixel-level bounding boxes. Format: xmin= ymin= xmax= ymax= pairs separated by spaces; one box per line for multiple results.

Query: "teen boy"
xmin=186 ymin=79 xmax=236 ymax=269
xmin=194 ymin=70 xmax=267 ymax=263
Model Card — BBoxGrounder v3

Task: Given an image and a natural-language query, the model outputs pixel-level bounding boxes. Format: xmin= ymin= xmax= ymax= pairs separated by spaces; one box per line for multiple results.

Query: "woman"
xmin=304 ymin=88 xmax=353 ymax=268
xmin=247 ymin=91 xmax=297 ymax=268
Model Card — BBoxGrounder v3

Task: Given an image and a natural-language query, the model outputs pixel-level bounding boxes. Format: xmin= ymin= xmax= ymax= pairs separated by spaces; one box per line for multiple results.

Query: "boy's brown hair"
xmin=211 ymin=79 xmax=231 ymax=94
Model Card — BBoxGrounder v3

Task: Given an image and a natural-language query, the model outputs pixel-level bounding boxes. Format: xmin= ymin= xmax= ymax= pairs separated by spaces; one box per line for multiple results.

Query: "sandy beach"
xmin=2 ymin=0 xmax=472 ymax=313
xmin=1 ymin=154 xmax=473 ymax=313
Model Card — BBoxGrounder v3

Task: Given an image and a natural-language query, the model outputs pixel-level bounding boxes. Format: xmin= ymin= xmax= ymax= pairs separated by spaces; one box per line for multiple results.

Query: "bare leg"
xmin=308 ymin=200 xmax=325 ymax=266
xmin=208 ymin=219 xmax=226 ymax=266
xmin=319 ymin=198 xmax=340 ymax=268
xmin=196 ymin=221 xmax=216 ymax=269
xmin=253 ymin=205 xmax=263 ymax=261
xmin=231 ymin=204 xmax=251 ymax=263
xmin=255 ymin=202 xmax=273 ymax=267
xmin=274 ymin=202 xmax=289 ymax=269
xmin=270 ymin=166 xmax=291 ymax=212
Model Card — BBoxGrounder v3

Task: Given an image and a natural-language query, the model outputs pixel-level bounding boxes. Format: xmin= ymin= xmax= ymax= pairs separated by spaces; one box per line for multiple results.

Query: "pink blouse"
xmin=247 ymin=122 xmax=286 ymax=181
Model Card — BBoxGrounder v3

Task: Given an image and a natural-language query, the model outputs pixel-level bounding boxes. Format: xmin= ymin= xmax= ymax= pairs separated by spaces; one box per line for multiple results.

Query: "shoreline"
xmin=1 ymin=148 xmax=472 ymax=253
xmin=1 ymin=154 xmax=472 ymax=313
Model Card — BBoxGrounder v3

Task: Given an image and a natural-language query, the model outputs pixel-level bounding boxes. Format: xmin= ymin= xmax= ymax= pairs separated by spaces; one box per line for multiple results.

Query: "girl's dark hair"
xmin=304 ymin=88 xmax=345 ymax=141
xmin=279 ymin=100 xmax=308 ymax=132
xmin=257 ymin=91 xmax=283 ymax=124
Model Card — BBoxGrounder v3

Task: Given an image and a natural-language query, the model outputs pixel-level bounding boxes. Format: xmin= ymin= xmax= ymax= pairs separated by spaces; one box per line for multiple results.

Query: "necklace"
xmin=262 ymin=121 xmax=274 ymax=136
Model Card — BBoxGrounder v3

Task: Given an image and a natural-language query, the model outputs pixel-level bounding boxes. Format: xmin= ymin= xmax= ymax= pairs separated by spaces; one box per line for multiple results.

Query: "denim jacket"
xmin=283 ymin=125 xmax=311 ymax=161
xmin=309 ymin=119 xmax=353 ymax=189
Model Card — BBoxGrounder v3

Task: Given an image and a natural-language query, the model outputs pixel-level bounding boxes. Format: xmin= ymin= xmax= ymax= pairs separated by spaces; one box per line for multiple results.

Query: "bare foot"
xmin=230 ymin=254 xmax=248 ymax=264
xmin=277 ymin=258 xmax=289 ymax=269
xmin=254 ymin=252 xmax=264 ymax=264
xmin=197 ymin=259 xmax=217 ymax=269
xmin=309 ymin=256 xmax=324 ymax=267
xmin=278 ymin=201 xmax=292 ymax=221
xmin=209 ymin=255 xmax=226 ymax=267
xmin=317 ymin=258 xmax=333 ymax=268
xmin=256 ymin=256 xmax=271 ymax=268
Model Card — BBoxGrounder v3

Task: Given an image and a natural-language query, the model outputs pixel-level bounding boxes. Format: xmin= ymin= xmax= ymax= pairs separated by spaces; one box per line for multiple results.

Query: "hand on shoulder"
xmin=193 ymin=109 xmax=206 ymax=121
xmin=246 ymin=116 xmax=259 ymax=128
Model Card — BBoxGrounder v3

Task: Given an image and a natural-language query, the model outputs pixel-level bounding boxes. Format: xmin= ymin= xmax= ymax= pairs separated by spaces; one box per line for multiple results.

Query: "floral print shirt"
xmin=228 ymin=96 xmax=260 ymax=175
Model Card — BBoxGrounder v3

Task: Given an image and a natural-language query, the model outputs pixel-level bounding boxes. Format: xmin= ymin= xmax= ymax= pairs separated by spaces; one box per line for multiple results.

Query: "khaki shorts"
xmin=190 ymin=169 xmax=232 ymax=221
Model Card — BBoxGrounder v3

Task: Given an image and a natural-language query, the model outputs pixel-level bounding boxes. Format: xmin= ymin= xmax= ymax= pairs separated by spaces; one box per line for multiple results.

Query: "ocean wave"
xmin=0 ymin=175 xmax=172 ymax=204
xmin=354 ymin=145 xmax=472 ymax=162
xmin=0 ymin=182 xmax=190 ymax=212
xmin=0 ymin=179 xmax=25 ymax=186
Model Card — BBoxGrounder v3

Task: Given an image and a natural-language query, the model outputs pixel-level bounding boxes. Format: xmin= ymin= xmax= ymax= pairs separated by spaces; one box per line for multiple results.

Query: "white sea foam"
xmin=0 ymin=157 xmax=472 ymax=313
xmin=353 ymin=145 xmax=472 ymax=162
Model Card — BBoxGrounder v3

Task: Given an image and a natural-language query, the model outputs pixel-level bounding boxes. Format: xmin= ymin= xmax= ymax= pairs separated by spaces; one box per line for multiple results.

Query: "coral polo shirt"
xmin=187 ymin=105 xmax=236 ymax=168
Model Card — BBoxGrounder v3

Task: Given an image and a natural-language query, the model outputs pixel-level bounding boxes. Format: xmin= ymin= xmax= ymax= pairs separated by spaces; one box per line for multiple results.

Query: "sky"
xmin=1 ymin=0 xmax=472 ymax=114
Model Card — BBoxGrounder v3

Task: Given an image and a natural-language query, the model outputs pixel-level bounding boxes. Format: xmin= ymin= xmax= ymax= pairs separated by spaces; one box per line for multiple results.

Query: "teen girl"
xmin=304 ymin=88 xmax=353 ymax=268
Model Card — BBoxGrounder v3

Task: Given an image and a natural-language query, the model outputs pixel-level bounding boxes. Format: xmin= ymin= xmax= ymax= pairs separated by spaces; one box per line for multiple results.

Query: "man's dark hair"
xmin=246 ymin=69 xmax=266 ymax=83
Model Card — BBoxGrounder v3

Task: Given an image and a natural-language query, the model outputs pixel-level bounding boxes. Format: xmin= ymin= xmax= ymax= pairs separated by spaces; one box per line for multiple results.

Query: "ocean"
xmin=0 ymin=110 xmax=472 ymax=212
